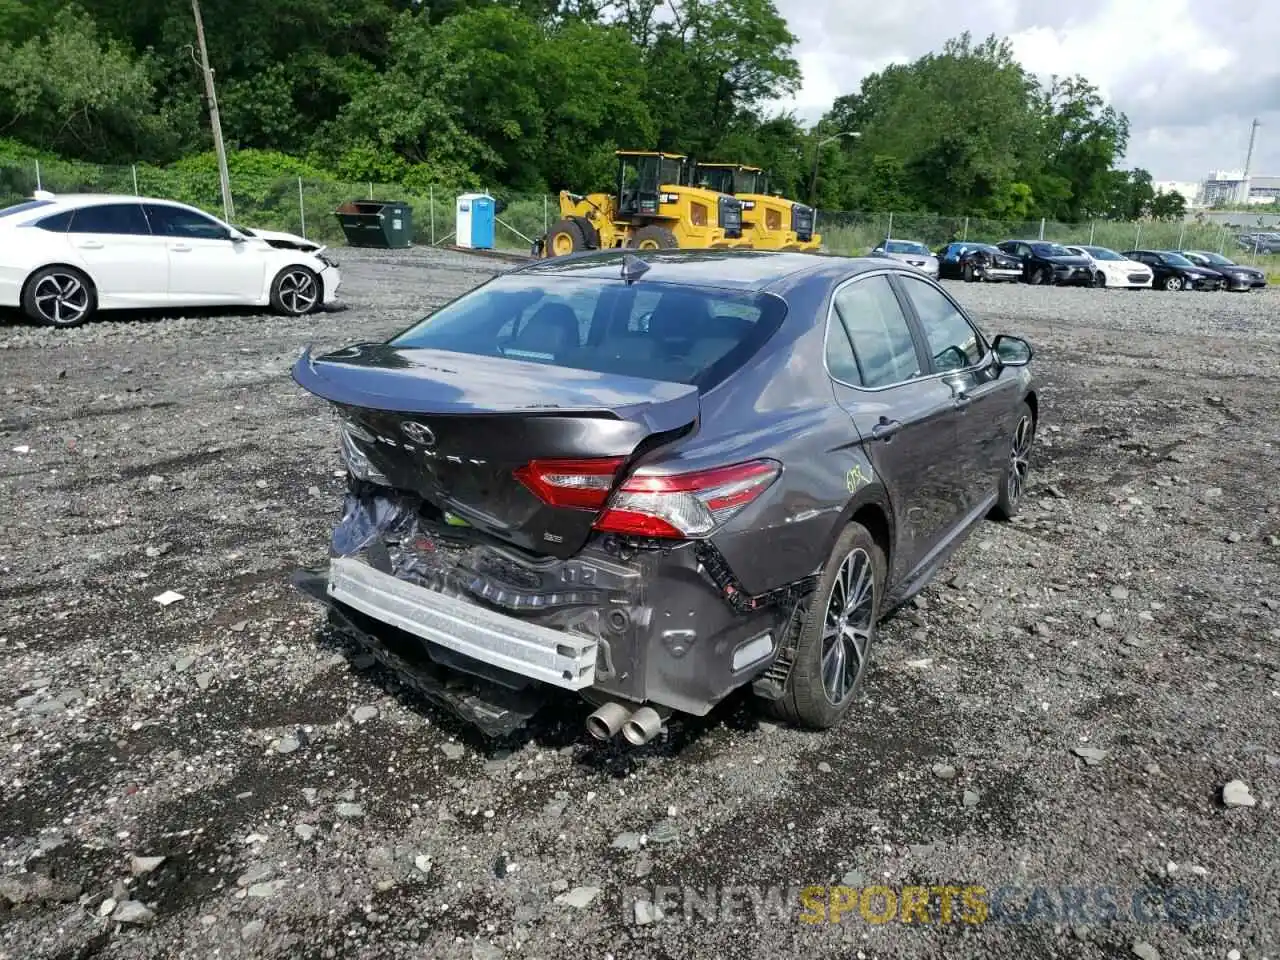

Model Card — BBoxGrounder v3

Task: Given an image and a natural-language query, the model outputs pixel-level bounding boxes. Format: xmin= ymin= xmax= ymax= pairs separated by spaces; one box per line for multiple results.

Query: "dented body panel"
xmin=291 ymin=249 xmax=1037 ymax=733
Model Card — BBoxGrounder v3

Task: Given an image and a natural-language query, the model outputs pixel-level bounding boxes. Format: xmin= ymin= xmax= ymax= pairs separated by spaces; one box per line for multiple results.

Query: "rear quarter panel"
xmin=674 ymin=264 xmax=885 ymax=596
xmin=0 ymin=227 xmax=81 ymax=308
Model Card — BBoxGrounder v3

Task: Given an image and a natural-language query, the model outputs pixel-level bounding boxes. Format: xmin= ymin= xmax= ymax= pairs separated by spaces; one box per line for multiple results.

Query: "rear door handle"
xmin=171 ymin=243 xmax=192 ymax=252
xmin=77 ymin=240 xmax=104 ymax=250
xmin=870 ymin=417 xmax=902 ymax=441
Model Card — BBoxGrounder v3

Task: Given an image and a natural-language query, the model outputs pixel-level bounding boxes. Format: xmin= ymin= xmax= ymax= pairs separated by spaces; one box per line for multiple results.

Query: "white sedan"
xmin=0 ymin=193 xmax=340 ymax=328
xmin=1064 ymin=245 xmax=1153 ymax=289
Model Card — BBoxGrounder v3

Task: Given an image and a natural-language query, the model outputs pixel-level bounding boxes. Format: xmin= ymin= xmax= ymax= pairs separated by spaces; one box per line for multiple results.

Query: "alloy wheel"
xmin=278 ymin=270 xmax=318 ymax=314
xmin=1164 ymin=276 xmax=1183 ymax=291
xmin=820 ymin=547 xmax=875 ymax=705
xmin=1007 ymin=414 xmax=1033 ymax=505
xmin=33 ymin=273 xmax=90 ymax=326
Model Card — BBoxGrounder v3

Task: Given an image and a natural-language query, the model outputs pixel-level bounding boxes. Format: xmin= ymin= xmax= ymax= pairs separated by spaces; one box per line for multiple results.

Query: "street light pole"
xmin=191 ymin=0 xmax=234 ymax=223
xmin=807 ymin=130 xmax=860 ymax=207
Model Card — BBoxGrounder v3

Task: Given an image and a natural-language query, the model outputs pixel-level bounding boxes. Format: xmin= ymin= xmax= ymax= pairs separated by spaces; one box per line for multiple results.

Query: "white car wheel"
xmin=23 ymin=266 xmax=97 ymax=328
xmin=271 ymin=267 xmax=320 ymax=316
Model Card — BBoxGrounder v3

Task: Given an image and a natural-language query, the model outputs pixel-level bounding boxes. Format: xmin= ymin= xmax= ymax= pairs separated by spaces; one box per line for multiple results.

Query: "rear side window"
xmin=68 ymin=203 xmax=151 ymax=236
xmin=898 ymin=275 xmax=984 ymax=371
xmin=829 ymin=275 xmax=921 ymax=388
xmin=35 ymin=210 xmax=74 ymax=232
xmin=390 ymin=276 xmax=785 ymax=391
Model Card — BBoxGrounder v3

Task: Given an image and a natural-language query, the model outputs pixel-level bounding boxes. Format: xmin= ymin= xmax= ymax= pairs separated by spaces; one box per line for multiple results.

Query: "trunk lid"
xmin=293 ymin=344 xmax=699 ymax=558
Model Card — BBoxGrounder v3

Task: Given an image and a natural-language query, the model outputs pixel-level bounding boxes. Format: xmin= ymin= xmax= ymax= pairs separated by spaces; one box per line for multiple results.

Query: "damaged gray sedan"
xmin=292 ymin=249 xmax=1037 ymax=743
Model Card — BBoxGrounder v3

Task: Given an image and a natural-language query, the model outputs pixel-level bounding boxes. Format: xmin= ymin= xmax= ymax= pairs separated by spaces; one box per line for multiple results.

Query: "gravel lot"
xmin=1 ymin=248 xmax=1277 ymax=960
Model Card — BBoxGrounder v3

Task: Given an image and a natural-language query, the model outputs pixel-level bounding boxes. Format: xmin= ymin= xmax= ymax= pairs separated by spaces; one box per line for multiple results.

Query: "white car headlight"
xmin=339 ymin=420 xmax=388 ymax=484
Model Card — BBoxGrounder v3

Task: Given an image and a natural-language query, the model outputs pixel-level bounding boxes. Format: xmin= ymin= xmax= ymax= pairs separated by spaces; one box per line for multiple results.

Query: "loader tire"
xmin=630 ymin=225 xmax=678 ymax=251
xmin=545 ymin=219 xmax=587 ymax=258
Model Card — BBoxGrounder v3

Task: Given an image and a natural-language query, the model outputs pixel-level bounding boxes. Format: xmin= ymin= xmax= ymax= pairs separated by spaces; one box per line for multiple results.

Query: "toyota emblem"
xmin=400 ymin=421 xmax=436 ymax=447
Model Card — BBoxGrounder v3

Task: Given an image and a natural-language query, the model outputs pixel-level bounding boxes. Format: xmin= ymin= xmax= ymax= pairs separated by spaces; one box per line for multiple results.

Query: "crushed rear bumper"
xmin=326 ymin=555 xmax=597 ymax=690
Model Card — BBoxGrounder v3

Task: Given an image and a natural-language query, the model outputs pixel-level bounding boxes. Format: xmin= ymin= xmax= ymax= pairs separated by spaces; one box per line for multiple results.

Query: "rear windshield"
xmin=1081 ymin=246 xmax=1123 ymax=261
xmin=884 ymin=240 xmax=929 ymax=254
xmin=390 ymin=275 xmax=786 ymax=391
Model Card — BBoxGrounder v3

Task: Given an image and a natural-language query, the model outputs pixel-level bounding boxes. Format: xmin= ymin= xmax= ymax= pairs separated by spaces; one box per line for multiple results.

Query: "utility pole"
xmin=1238 ymin=118 xmax=1261 ymax=206
xmin=192 ymin=0 xmax=234 ymax=222
xmin=807 ymin=130 xmax=860 ymax=207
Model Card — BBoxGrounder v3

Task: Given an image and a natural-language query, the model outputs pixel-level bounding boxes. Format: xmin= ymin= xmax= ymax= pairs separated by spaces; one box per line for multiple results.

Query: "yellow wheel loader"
xmin=692 ymin=163 xmax=821 ymax=252
xmin=537 ymin=151 xmax=747 ymax=258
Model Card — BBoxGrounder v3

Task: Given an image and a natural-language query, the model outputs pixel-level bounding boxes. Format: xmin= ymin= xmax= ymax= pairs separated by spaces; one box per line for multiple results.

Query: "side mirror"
xmin=870 ymin=247 xmax=884 ymax=256
xmin=228 ymin=230 xmax=246 ymax=244
xmin=992 ymin=334 xmax=1033 ymax=366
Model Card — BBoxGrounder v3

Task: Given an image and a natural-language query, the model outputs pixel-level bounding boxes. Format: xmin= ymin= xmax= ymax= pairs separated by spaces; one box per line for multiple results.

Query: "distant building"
xmin=1199 ymin=170 xmax=1280 ymax=206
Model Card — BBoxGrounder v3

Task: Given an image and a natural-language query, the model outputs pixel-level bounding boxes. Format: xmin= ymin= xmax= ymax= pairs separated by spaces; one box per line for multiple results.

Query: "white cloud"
xmin=771 ymin=0 xmax=1280 ymax=179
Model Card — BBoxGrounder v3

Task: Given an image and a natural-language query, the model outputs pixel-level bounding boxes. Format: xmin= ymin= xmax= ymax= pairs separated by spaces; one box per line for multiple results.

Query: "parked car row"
xmin=874 ymin=236 xmax=1267 ymax=292
xmin=1236 ymin=232 xmax=1280 ymax=254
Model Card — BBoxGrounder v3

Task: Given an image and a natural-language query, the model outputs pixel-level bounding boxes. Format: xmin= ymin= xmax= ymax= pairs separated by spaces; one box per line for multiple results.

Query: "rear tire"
xmin=22 ymin=266 xmax=97 ymax=328
xmin=762 ymin=522 xmax=884 ymax=730
xmin=1091 ymin=271 xmax=1106 ymax=288
xmin=630 ymin=225 xmax=678 ymax=251
xmin=545 ymin=219 xmax=586 ymax=257
xmin=992 ymin=402 xmax=1035 ymax=521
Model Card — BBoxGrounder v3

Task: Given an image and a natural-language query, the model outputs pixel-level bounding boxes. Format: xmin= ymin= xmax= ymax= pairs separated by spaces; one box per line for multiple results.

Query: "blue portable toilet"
xmin=456 ymin=192 xmax=496 ymax=249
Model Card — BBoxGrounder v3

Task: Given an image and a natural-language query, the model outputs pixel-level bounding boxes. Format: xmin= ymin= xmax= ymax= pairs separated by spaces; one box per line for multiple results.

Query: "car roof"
xmin=511 ymin=249 xmax=863 ymax=292
xmin=16 ymin=194 xmax=204 ymax=213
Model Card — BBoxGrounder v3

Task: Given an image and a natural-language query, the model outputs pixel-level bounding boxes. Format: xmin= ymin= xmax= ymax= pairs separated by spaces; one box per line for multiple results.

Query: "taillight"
xmin=513 ymin=457 xmax=781 ymax=539
xmin=513 ymin=458 xmax=625 ymax=510
xmin=594 ymin=460 xmax=781 ymax=539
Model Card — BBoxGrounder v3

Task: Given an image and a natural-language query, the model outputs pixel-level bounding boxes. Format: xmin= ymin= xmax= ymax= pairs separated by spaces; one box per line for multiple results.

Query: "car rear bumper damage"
xmin=295 ymin=489 xmax=802 ymax=734
xmin=326 ymin=555 xmax=597 ymax=690
xmin=978 ymin=267 xmax=1021 ymax=282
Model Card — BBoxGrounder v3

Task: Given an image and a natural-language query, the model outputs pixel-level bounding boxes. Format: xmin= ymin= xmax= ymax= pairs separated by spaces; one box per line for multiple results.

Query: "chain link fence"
xmin=2 ymin=158 xmax=1276 ymax=274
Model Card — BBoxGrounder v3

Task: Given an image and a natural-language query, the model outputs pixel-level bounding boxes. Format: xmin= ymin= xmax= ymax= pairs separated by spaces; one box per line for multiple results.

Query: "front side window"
xmin=143 ymin=204 xmax=230 ymax=240
xmin=830 ymin=274 xmax=921 ymax=388
xmin=898 ymin=275 xmax=984 ymax=372
xmin=68 ymin=203 xmax=151 ymax=236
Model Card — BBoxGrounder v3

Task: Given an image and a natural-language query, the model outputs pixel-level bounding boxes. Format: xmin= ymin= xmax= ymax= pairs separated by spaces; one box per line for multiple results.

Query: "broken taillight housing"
xmin=513 ymin=457 xmax=781 ymax=539
xmin=338 ymin=419 xmax=388 ymax=484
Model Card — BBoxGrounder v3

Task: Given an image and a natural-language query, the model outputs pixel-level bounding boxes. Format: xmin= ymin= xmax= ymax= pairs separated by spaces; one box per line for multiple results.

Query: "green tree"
xmin=1032 ymin=75 xmax=1129 ymax=220
xmin=821 ymin=34 xmax=1046 ymax=216
xmin=1148 ymin=189 xmax=1186 ymax=221
xmin=0 ymin=6 xmax=170 ymax=162
xmin=1105 ymin=168 xmax=1155 ymax=220
xmin=642 ymin=0 xmax=800 ymax=158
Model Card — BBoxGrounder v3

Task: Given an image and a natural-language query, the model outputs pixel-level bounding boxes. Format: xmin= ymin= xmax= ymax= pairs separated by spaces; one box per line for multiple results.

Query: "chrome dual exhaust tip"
xmin=586 ymin=702 xmax=664 ymax=745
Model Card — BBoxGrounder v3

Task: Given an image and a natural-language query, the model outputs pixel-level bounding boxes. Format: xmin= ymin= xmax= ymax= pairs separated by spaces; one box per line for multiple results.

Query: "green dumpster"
xmin=334 ymin=200 xmax=414 ymax=248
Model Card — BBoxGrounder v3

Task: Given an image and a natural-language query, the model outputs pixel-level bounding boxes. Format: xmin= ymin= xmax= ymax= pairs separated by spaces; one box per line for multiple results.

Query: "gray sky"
xmin=771 ymin=0 xmax=1278 ymax=181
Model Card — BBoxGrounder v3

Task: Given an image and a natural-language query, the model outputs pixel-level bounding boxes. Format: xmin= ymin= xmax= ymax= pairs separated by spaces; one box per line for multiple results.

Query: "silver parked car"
xmin=869 ymin=238 xmax=939 ymax=278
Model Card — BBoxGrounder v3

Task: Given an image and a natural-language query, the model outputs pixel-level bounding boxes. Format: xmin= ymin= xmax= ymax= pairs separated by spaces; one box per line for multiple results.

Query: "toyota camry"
xmin=292 ymin=250 xmax=1038 ymax=743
